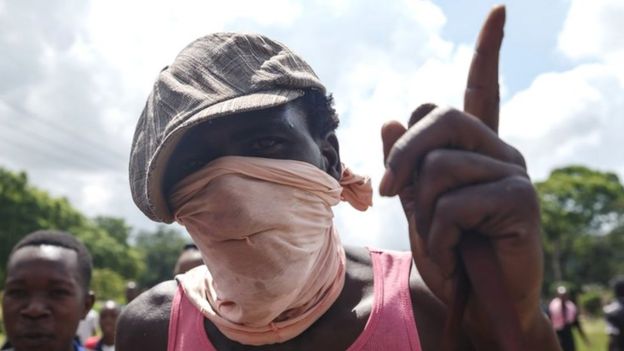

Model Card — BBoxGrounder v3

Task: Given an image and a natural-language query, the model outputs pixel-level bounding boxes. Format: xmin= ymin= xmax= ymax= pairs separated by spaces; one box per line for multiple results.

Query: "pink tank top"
xmin=167 ymin=249 xmax=422 ymax=350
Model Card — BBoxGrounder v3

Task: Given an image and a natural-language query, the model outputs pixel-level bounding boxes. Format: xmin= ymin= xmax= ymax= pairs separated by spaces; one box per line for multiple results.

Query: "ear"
xmin=319 ymin=132 xmax=341 ymax=181
xmin=81 ymin=290 xmax=96 ymax=319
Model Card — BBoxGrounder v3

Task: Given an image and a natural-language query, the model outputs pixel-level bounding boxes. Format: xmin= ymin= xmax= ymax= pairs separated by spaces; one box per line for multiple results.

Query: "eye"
xmin=49 ymin=289 xmax=71 ymax=298
xmin=250 ymin=137 xmax=284 ymax=151
xmin=5 ymin=288 xmax=27 ymax=299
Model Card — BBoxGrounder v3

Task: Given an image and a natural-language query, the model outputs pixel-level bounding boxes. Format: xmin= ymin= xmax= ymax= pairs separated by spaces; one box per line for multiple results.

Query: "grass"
xmin=575 ymin=316 xmax=608 ymax=351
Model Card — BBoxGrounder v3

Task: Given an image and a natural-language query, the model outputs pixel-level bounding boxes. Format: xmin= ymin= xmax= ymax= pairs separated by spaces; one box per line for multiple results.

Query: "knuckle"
xmin=420 ymin=149 xmax=450 ymax=181
xmin=508 ymin=162 xmax=528 ymax=178
xmin=386 ymin=138 xmax=408 ymax=167
xmin=509 ymin=147 xmax=527 ymax=168
xmin=435 ymin=106 xmax=462 ymax=124
xmin=433 ymin=194 xmax=457 ymax=223
xmin=499 ymin=176 xmax=541 ymax=242
xmin=503 ymin=176 xmax=539 ymax=208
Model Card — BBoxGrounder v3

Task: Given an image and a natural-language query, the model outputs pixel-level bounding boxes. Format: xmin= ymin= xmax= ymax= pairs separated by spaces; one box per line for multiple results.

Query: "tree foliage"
xmin=91 ymin=268 xmax=127 ymax=302
xmin=134 ymin=225 xmax=189 ymax=289
xmin=0 ymin=168 xmax=150 ymax=289
xmin=0 ymin=168 xmax=88 ymax=285
xmin=536 ymin=165 xmax=624 ymax=289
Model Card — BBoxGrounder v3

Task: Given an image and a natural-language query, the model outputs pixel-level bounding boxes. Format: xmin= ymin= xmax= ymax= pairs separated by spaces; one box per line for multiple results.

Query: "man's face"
xmin=164 ymin=101 xmax=332 ymax=191
xmin=2 ymin=245 xmax=91 ymax=351
xmin=98 ymin=305 xmax=119 ymax=338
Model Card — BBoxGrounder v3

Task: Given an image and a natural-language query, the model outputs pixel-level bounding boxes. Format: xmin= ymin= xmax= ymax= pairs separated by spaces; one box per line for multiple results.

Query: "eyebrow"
xmin=5 ymin=277 xmax=76 ymax=286
xmin=230 ymin=117 xmax=297 ymax=141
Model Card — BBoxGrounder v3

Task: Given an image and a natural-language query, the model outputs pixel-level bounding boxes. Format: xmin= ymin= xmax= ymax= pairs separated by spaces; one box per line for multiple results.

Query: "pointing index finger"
xmin=464 ymin=5 xmax=505 ymax=134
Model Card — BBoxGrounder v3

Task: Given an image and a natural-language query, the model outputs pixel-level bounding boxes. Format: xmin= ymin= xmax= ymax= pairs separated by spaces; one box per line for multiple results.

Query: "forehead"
xmin=182 ymin=101 xmax=310 ymax=144
xmin=100 ymin=306 xmax=120 ymax=317
xmin=7 ymin=245 xmax=80 ymax=283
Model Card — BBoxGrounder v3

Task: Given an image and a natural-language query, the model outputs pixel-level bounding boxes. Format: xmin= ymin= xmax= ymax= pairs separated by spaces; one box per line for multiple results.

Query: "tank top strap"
xmin=348 ymin=248 xmax=422 ymax=351
xmin=168 ymin=283 xmax=217 ymax=351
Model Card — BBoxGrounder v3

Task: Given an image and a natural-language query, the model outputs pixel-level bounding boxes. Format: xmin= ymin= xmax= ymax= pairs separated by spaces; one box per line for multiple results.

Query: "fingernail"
xmin=379 ymin=169 xmax=395 ymax=196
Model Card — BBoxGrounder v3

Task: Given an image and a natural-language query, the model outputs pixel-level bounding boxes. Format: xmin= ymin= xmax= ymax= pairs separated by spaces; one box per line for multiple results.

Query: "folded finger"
xmin=414 ymin=149 xmax=527 ymax=237
xmin=426 ymin=176 xmax=539 ymax=278
xmin=380 ymin=106 xmax=525 ymax=196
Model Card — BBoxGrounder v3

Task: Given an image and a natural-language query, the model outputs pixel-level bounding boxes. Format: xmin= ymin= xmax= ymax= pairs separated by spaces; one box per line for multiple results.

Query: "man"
xmin=605 ymin=277 xmax=624 ymax=351
xmin=124 ymin=281 xmax=140 ymax=305
xmin=85 ymin=300 xmax=120 ymax=351
xmin=548 ymin=286 xmax=589 ymax=351
xmin=173 ymin=244 xmax=204 ymax=276
xmin=2 ymin=230 xmax=95 ymax=351
xmin=117 ymin=6 xmax=559 ymax=350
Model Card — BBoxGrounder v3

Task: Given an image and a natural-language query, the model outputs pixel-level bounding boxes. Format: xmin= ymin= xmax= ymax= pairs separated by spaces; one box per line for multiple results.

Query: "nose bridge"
xmin=21 ymin=292 xmax=51 ymax=318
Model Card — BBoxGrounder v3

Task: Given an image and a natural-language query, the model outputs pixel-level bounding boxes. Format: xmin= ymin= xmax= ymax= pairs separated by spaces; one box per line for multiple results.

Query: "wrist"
xmin=463 ymin=304 xmax=559 ymax=350
xmin=521 ymin=308 xmax=560 ymax=350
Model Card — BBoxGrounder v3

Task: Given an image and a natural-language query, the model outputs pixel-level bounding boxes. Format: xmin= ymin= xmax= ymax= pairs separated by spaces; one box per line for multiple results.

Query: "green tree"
xmin=77 ymin=224 xmax=146 ymax=281
xmin=134 ymin=225 xmax=189 ymax=288
xmin=91 ymin=268 xmax=127 ymax=302
xmin=94 ymin=216 xmax=132 ymax=246
xmin=0 ymin=168 xmax=88 ymax=286
xmin=536 ymin=166 xmax=624 ymax=289
xmin=0 ymin=167 xmax=145 ymax=287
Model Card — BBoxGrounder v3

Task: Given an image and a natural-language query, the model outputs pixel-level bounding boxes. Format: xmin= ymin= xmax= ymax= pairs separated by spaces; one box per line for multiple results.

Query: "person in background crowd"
xmin=1 ymin=230 xmax=95 ymax=351
xmin=85 ymin=300 xmax=120 ymax=351
xmin=124 ymin=281 xmax=140 ymax=305
xmin=173 ymin=243 xmax=204 ymax=276
xmin=76 ymin=304 xmax=99 ymax=345
xmin=548 ymin=286 xmax=589 ymax=351
xmin=605 ymin=276 xmax=624 ymax=351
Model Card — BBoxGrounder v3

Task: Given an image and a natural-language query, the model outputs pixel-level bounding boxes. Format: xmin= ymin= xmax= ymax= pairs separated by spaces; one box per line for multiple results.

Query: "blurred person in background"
xmin=76 ymin=303 xmax=98 ymax=346
xmin=84 ymin=300 xmax=120 ymax=351
xmin=173 ymin=243 xmax=203 ymax=276
xmin=123 ymin=281 xmax=140 ymax=305
xmin=605 ymin=276 xmax=624 ymax=351
xmin=548 ymin=286 xmax=589 ymax=351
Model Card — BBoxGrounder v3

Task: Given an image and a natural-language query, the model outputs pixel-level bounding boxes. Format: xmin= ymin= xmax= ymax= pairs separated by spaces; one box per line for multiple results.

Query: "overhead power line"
xmin=0 ymin=98 xmax=129 ymax=164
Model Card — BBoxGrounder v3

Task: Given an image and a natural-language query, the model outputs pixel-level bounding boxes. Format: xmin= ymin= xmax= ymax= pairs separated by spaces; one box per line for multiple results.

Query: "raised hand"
xmin=379 ymin=5 xmax=559 ymax=349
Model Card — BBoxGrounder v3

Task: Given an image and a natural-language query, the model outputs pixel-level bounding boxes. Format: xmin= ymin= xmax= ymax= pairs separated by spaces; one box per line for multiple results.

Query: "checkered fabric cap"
xmin=129 ymin=32 xmax=326 ymax=223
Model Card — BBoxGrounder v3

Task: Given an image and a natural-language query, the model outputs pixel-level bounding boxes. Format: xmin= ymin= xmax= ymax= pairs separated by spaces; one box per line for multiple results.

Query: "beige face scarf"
xmin=169 ymin=156 xmax=372 ymax=345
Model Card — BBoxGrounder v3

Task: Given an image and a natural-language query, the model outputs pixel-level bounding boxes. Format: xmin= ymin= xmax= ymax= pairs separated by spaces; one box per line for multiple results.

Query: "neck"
xmin=102 ymin=334 xmax=115 ymax=345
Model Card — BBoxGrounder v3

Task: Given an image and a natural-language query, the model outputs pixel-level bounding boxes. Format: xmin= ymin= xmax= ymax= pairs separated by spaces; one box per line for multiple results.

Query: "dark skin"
xmin=99 ymin=300 xmax=120 ymax=346
xmin=117 ymin=99 xmax=448 ymax=351
xmin=2 ymin=246 xmax=95 ymax=351
xmin=125 ymin=281 xmax=140 ymax=304
xmin=173 ymin=249 xmax=204 ymax=275
xmin=118 ymin=6 xmax=559 ymax=350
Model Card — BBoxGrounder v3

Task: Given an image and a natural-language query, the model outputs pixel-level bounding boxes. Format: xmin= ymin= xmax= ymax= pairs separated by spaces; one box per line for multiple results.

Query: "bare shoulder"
xmin=116 ymin=280 xmax=178 ymax=351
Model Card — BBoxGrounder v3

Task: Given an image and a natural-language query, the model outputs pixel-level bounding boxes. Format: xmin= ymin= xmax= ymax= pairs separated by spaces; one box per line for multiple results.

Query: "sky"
xmin=1 ymin=0 xmax=623 ymax=250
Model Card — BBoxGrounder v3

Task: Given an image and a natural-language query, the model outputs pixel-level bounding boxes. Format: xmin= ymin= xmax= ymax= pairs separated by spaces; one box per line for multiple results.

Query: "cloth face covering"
xmin=169 ymin=156 xmax=372 ymax=345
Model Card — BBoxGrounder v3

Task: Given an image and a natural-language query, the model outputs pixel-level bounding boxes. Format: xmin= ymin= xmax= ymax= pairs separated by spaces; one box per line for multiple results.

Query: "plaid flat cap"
xmin=129 ymin=32 xmax=326 ymax=223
